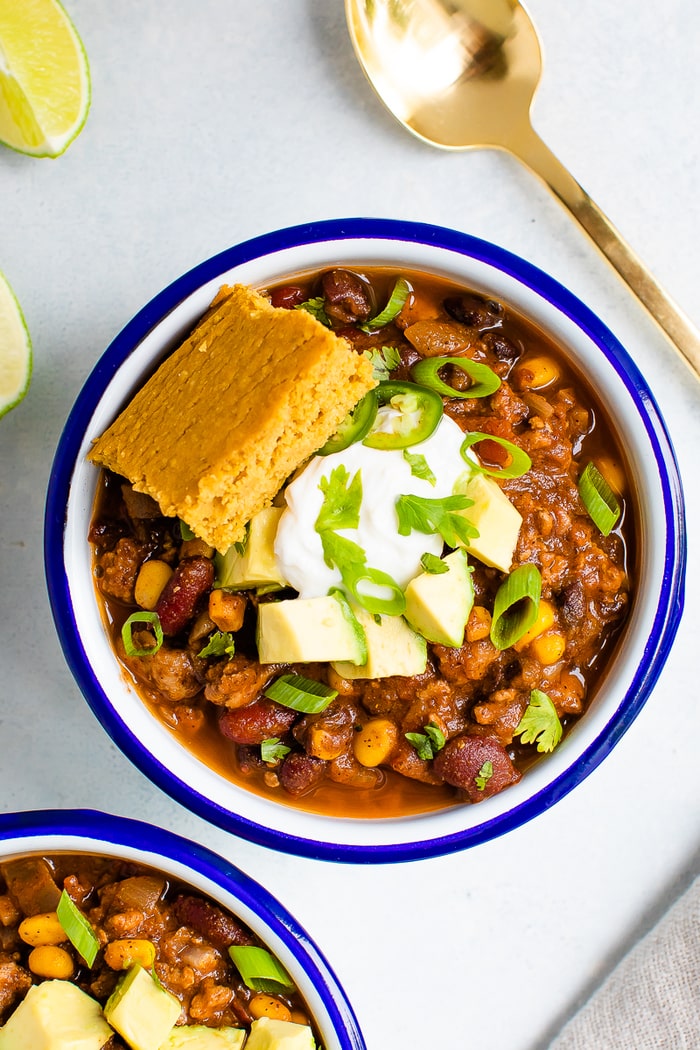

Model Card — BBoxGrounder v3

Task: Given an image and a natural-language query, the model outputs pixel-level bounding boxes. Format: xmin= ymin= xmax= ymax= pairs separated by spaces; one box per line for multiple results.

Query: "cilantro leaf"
xmin=364 ymin=345 xmax=402 ymax=381
xmin=420 ymin=552 xmax=449 ymax=575
xmin=317 ymin=466 xmax=363 ymax=532
xmin=395 ymin=493 xmax=478 ymax=548
xmin=198 ymin=631 xmax=236 ymax=659
xmin=318 ymin=529 xmax=366 ymax=576
xmin=405 ymin=721 xmax=446 ymax=761
xmin=514 ymin=689 xmax=563 ymax=753
xmin=295 ymin=297 xmax=331 ymax=327
xmin=260 ymin=738 xmax=291 ymax=764
xmin=403 ymin=449 xmax=436 ymax=485
xmin=474 ymin=760 xmax=494 ymax=791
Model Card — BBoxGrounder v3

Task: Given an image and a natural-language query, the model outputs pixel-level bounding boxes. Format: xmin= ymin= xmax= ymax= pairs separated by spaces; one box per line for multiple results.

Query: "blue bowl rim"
xmin=0 ymin=808 xmax=365 ymax=1048
xmin=44 ymin=217 xmax=686 ymax=863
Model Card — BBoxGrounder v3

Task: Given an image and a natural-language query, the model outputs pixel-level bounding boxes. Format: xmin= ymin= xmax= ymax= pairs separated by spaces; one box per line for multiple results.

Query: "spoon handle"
xmin=513 ymin=125 xmax=700 ymax=381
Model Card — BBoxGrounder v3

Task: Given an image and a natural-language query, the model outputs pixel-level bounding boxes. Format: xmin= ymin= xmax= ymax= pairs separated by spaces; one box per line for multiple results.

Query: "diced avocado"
xmin=257 ymin=592 xmax=367 ymax=664
xmin=404 ymin=548 xmax=474 ymax=647
xmin=215 ymin=508 xmax=288 ymax=590
xmin=453 ymin=472 xmax=522 ymax=573
xmin=103 ymin=964 xmax=180 ymax=1050
xmin=244 ymin=1017 xmax=316 ymax=1050
xmin=331 ymin=605 xmax=427 ymax=679
xmin=159 ymin=1025 xmax=246 ymax=1049
xmin=0 ymin=980 xmax=113 ymax=1050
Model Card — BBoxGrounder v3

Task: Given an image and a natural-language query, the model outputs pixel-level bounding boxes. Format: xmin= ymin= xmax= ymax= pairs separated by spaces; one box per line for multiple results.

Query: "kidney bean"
xmin=482 ymin=329 xmax=521 ymax=364
xmin=278 ymin=752 xmax=327 ymax=796
xmin=321 ymin=269 xmax=372 ymax=325
xmin=173 ymin=895 xmax=254 ymax=948
xmin=444 ymin=292 xmax=505 ymax=329
xmin=218 ymin=698 xmax=296 ymax=745
xmin=269 ymin=284 xmax=306 ymax=309
xmin=155 ymin=556 xmax=214 ymax=636
xmin=433 ymin=734 xmax=521 ymax=803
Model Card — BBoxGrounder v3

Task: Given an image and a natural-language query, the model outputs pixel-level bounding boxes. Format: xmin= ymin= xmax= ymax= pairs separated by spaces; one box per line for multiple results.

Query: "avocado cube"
xmin=216 ymin=507 xmax=287 ymax=589
xmin=159 ymin=1025 xmax=246 ymax=1048
xmin=0 ymin=980 xmax=113 ymax=1050
xmin=454 ymin=473 xmax=522 ymax=572
xmin=103 ymin=964 xmax=180 ymax=1050
xmin=245 ymin=1017 xmax=316 ymax=1050
xmin=404 ymin=548 xmax=474 ymax=647
xmin=331 ymin=606 xmax=427 ymax=679
xmin=257 ymin=592 xmax=367 ymax=664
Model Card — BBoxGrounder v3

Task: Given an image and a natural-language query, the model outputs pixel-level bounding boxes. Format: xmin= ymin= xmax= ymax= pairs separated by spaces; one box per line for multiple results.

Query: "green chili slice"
xmin=363 ymin=380 xmax=443 ymax=450
xmin=578 ymin=461 xmax=621 ymax=536
xmin=121 ymin=611 xmax=163 ymax=657
xmin=460 ymin=431 xmax=531 ymax=479
xmin=318 ymin=390 xmax=378 ymax=455
xmin=411 ymin=356 xmax=501 ymax=399
xmin=57 ymin=890 xmax=100 ymax=967
xmin=228 ymin=945 xmax=296 ymax=993
xmin=264 ymin=674 xmax=338 ymax=713
xmin=490 ymin=564 xmax=542 ymax=650
xmin=359 ymin=277 xmax=410 ymax=332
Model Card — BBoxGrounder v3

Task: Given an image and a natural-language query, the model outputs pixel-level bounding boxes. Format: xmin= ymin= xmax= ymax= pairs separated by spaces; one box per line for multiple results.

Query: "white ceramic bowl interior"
xmin=0 ymin=809 xmax=364 ymax=1048
xmin=45 ymin=218 xmax=685 ymax=862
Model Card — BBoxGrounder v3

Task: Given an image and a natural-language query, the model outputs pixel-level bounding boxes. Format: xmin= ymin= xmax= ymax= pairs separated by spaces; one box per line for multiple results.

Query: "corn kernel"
xmin=595 ymin=456 xmax=626 ymax=495
xmin=530 ymin=633 xmax=566 ymax=665
xmin=28 ymin=945 xmax=74 ymax=980
xmin=514 ymin=600 xmax=556 ymax=651
xmin=353 ymin=718 xmax=398 ymax=768
xmin=249 ymin=995 xmax=292 ymax=1022
xmin=18 ymin=911 xmax=66 ymax=947
xmin=104 ymin=938 xmax=156 ymax=970
xmin=514 ymin=355 xmax=559 ymax=390
xmin=134 ymin=560 xmax=173 ymax=611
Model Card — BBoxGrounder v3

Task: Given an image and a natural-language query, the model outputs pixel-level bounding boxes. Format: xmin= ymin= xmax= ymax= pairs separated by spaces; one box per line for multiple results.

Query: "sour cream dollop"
xmin=274 ymin=411 xmax=470 ymax=599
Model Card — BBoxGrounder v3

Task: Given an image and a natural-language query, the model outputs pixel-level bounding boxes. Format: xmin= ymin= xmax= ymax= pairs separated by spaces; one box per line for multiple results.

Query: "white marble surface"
xmin=1 ymin=1 xmax=699 ymax=1047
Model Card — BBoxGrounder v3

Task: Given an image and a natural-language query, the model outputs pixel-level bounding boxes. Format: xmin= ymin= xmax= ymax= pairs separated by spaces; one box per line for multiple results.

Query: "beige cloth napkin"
xmin=548 ymin=878 xmax=700 ymax=1049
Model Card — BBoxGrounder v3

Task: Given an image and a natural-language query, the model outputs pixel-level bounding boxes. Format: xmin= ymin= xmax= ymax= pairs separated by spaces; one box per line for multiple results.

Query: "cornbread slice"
xmin=88 ymin=283 xmax=377 ymax=551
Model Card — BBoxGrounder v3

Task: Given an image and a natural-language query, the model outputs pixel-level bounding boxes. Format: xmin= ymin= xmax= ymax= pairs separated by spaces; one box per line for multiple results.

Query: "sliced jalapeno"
xmin=363 ymin=380 xmax=443 ymax=450
xmin=318 ymin=390 xmax=379 ymax=455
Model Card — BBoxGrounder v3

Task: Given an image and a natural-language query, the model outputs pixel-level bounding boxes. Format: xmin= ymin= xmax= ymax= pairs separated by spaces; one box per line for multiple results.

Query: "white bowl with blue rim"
xmin=0 ymin=808 xmax=364 ymax=1047
xmin=44 ymin=218 xmax=686 ymax=863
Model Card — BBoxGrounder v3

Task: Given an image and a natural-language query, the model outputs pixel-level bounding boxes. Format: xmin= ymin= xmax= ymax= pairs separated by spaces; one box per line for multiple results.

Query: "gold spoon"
xmin=345 ymin=0 xmax=700 ymax=380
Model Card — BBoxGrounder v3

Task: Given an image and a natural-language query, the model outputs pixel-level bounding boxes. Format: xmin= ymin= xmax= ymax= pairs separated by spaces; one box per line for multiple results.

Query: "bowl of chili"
xmin=0 ymin=808 xmax=364 ymax=1046
xmin=45 ymin=218 xmax=686 ymax=862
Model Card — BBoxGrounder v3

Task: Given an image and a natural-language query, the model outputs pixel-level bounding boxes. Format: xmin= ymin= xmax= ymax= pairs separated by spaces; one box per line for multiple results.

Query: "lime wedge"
xmin=0 ymin=0 xmax=90 ymax=157
xmin=0 ymin=271 xmax=32 ymax=419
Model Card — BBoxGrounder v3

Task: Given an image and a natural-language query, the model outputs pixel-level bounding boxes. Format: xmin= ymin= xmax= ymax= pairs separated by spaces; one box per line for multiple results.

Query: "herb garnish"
xmin=420 ymin=552 xmax=449 ymax=575
xmin=364 ymin=344 xmax=402 ymax=380
xmin=260 ymin=738 xmax=292 ymax=764
xmin=403 ymin=449 xmax=436 ymax=485
xmin=405 ymin=721 xmax=446 ymax=761
xmin=295 ymin=297 xmax=331 ymax=327
xmin=514 ymin=689 xmax=562 ymax=753
xmin=475 ymin=760 xmax=494 ymax=791
xmin=198 ymin=631 xmax=236 ymax=659
xmin=395 ymin=493 xmax=478 ymax=549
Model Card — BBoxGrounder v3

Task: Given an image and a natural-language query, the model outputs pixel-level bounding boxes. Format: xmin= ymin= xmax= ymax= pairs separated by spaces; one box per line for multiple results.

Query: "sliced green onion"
xmin=264 ymin=674 xmax=338 ymax=713
xmin=359 ymin=277 xmax=410 ymax=332
xmin=121 ymin=611 xmax=163 ymax=657
xmin=57 ymin=890 xmax=100 ymax=967
xmin=578 ymin=461 xmax=621 ymax=536
xmin=411 ymin=356 xmax=501 ymax=399
xmin=345 ymin=566 xmax=406 ymax=617
xmin=490 ymin=564 xmax=542 ymax=650
xmin=228 ymin=945 xmax=296 ymax=993
xmin=460 ymin=431 xmax=531 ymax=479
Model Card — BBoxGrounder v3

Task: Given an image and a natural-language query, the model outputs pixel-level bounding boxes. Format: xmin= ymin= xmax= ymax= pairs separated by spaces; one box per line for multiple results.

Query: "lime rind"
xmin=0 ymin=271 xmax=32 ymax=419
xmin=0 ymin=0 xmax=91 ymax=158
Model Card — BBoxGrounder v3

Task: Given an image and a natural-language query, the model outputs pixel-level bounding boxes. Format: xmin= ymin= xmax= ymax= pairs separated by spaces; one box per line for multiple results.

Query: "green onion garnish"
xmin=121 ymin=611 xmax=163 ymax=657
xmin=578 ymin=461 xmax=621 ymax=536
xmin=460 ymin=432 xmax=531 ymax=479
xmin=57 ymin=890 xmax=100 ymax=967
xmin=228 ymin=945 xmax=296 ymax=994
xmin=345 ymin=566 xmax=406 ymax=617
xmin=360 ymin=277 xmax=410 ymax=332
xmin=490 ymin=564 xmax=542 ymax=650
xmin=411 ymin=356 xmax=501 ymax=399
xmin=264 ymin=674 xmax=338 ymax=713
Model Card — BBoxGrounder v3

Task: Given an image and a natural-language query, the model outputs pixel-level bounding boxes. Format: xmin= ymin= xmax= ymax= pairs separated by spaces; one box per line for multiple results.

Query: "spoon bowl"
xmin=346 ymin=0 xmax=700 ymax=379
